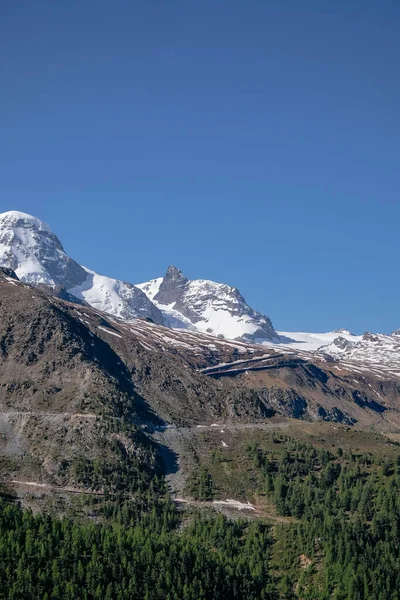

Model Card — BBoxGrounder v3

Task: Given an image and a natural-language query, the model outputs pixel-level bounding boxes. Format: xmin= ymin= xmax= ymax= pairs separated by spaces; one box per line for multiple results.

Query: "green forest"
xmin=247 ymin=439 xmax=400 ymax=599
xmin=1 ymin=437 xmax=400 ymax=599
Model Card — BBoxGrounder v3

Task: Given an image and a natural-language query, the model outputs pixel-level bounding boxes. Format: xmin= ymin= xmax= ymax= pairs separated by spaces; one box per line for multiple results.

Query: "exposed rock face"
xmin=0 ymin=267 xmax=19 ymax=281
xmin=330 ymin=336 xmax=356 ymax=351
xmin=137 ymin=265 xmax=278 ymax=342
xmin=155 ymin=266 xmax=190 ymax=310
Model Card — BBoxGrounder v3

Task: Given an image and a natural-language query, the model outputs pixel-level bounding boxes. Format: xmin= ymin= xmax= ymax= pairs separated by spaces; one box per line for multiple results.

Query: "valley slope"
xmin=2 ymin=210 xmax=400 ymax=514
xmin=1 ymin=268 xmax=400 ymax=509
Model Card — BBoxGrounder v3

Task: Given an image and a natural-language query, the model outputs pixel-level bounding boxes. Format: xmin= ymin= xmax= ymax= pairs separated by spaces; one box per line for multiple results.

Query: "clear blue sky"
xmin=1 ymin=1 xmax=399 ymax=333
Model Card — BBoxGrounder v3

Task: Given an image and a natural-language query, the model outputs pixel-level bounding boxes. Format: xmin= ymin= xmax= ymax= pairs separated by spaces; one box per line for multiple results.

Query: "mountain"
xmin=1 ymin=267 xmax=400 ymax=489
xmin=0 ymin=266 xmax=167 ymax=496
xmin=0 ymin=211 xmax=163 ymax=324
xmin=273 ymin=329 xmax=400 ymax=371
xmin=0 ymin=268 xmax=284 ymax=494
xmin=136 ymin=265 xmax=279 ymax=342
xmin=2 ymin=220 xmax=400 ymax=599
xmin=3 ymin=259 xmax=400 ymax=536
xmin=2 ymin=271 xmax=400 ymax=600
xmin=316 ymin=330 xmax=400 ymax=369
xmin=2 ymin=210 xmax=400 ymax=374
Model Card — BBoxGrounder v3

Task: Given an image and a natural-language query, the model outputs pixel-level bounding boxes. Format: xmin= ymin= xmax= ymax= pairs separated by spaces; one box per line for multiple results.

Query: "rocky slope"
xmin=0 ymin=269 xmax=278 ymax=492
xmin=0 ymin=267 xmax=162 ymax=495
xmin=137 ymin=265 xmax=278 ymax=342
xmin=1 ymin=269 xmax=399 ymax=427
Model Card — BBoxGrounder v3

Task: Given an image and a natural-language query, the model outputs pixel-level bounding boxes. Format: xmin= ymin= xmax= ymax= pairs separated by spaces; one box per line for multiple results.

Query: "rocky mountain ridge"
xmin=0 ymin=269 xmax=398 ymax=429
xmin=316 ymin=330 xmax=400 ymax=369
xmin=137 ymin=265 xmax=278 ymax=342
xmin=1 ymin=210 xmax=399 ymax=370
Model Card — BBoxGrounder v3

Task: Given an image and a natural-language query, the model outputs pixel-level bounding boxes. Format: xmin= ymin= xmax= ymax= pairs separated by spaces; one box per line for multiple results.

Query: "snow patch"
xmin=213 ymin=499 xmax=255 ymax=511
xmin=97 ymin=326 xmax=123 ymax=338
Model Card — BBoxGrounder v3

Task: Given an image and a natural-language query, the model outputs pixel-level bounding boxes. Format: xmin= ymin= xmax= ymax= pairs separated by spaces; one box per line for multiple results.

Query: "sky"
xmin=1 ymin=1 xmax=399 ymax=334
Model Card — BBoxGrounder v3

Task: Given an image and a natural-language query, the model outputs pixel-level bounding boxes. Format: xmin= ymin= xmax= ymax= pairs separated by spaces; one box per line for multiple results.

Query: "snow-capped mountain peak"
xmin=0 ymin=210 xmax=163 ymax=324
xmin=137 ymin=266 xmax=278 ymax=342
xmin=0 ymin=210 xmax=87 ymax=288
xmin=0 ymin=210 xmax=52 ymax=233
xmin=314 ymin=330 xmax=400 ymax=369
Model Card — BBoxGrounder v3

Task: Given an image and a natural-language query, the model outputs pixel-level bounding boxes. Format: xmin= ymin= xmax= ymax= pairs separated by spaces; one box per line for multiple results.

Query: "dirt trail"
xmin=0 ymin=411 xmax=97 ymax=419
xmin=8 ymin=480 xmax=104 ymax=495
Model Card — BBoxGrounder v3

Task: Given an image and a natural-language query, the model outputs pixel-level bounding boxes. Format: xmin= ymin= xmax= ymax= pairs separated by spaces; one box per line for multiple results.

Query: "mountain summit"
xmin=0 ymin=211 xmax=87 ymax=289
xmin=0 ymin=210 xmax=163 ymax=324
xmin=137 ymin=265 xmax=278 ymax=342
xmin=165 ymin=265 xmax=186 ymax=282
